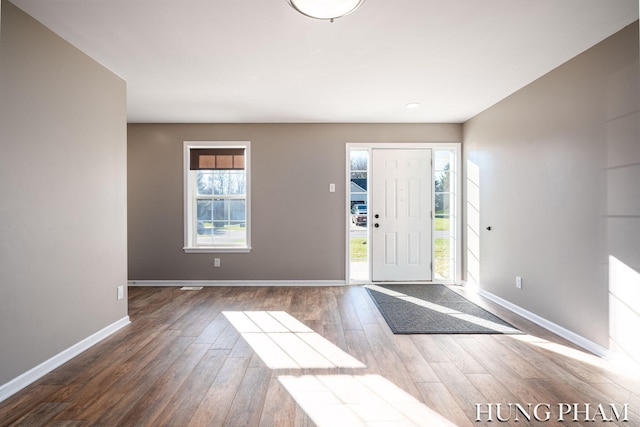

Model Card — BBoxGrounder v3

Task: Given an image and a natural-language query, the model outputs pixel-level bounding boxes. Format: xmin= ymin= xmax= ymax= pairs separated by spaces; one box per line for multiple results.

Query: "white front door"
xmin=371 ymin=149 xmax=432 ymax=281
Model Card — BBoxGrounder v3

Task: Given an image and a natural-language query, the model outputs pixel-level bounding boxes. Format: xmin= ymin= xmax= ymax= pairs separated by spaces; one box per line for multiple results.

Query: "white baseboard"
xmin=128 ymin=280 xmax=346 ymax=287
xmin=0 ymin=316 xmax=130 ymax=403
xmin=469 ymin=285 xmax=609 ymax=359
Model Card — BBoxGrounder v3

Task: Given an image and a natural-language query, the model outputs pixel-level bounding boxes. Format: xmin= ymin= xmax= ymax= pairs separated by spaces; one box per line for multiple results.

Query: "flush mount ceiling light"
xmin=286 ymin=0 xmax=366 ymax=22
xmin=405 ymin=102 xmax=421 ymax=109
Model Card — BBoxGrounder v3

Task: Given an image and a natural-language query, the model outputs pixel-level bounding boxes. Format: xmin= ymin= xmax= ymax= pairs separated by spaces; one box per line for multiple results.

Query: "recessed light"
xmin=405 ymin=102 xmax=421 ymax=109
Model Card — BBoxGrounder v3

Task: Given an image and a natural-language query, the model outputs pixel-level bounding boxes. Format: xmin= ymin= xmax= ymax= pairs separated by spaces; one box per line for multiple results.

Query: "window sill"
xmin=183 ymin=246 xmax=252 ymax=254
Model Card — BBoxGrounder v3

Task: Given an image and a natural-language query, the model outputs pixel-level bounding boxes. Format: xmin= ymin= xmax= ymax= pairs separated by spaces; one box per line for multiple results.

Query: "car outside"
xmin=351 ymin=204 xmax=367 ymax=226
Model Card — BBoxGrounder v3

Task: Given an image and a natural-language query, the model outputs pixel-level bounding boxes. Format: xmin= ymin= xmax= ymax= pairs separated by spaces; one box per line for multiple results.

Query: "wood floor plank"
xmin=212 ymin=322 xmax=241 ymax=350
xmin=415 ymin=381 xmax=477 ymax=427
xmin=411 ymin=335 xmax=454 ymax=363
xmin=46 ymin=328 xmax=185 ymax=423
xmin=177 ymin=296 xmax=227 ymax=337
xmin=259 ymin=377 xmax=299 ymax=427
xmin=316 ymin=320 xmax=348 ymax=354
xmin=0 ymin=385 xmax=58 ymax=425
xmin=113 ymin=342 xmax=211 ymax=426
xmin=70 ymin=334 xmax=195 ymax=425
xmin=362 ymin=323 xmax=422 ymax=400
xmin=152 ymin=348 xmax=231 ymax=426
xmin=334 ymin=287 xmax=364 ymax=332
xmin=394 ymin=335 xmax=441 ymax=383
xmin=525 ymin=339 xmax=640 ymax=395
xmin=471 ymin=334 xmax=545 ymax=379
xmin=38 ymin=319 xmax=170 ymax=387
xmin=536 ymin=377 xmax=640 ymax=425
xmin=1 ymin=285 xmax=639 ymax=426
xmin=348 ymin=286 xmax=380 ymax=325
xmin=465 ymin=373 xmax=520 ymax=405
xmin=187 ymin=356 xmax=252 ymax=426
xmin=455 ymin=333 xmax=553 ymax=402
xmin=46 ymin=421 xmax=85 ymax=427
xmin=224 ymin=365 xmax=272 ymax=427
xmin=8 ymin=402 xmax=70 ymax=427
xmin=343 ymin=329 xmax=380 ymax=374
xmin=194 ymin=311 xmax=232 ymax=344
xmin=500 ymin=335 xmax=611 ymax=384
xmin=228 ymin=332 xmax=257 ymax=358
xmin=429 ymin=362 xmax=490 ymax=425
xmin=429 ymin=335 xmax=488 ymax=375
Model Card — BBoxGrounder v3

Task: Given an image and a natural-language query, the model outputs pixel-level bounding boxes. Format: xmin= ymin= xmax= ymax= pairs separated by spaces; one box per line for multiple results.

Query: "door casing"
xmin=346 ymin=142 xmax=462 ymax=284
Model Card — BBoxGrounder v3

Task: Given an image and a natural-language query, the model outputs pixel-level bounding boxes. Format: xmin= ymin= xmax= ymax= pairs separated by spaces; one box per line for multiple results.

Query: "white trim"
xmin=183 ymin=141 xmax=251 ymax=253
xmin=183 ymin=246 xmax=252 ymax=253
xmin=0 ymin=316 xmax=130 ymax=403
xmin=469 ymin=285 xmax=609 ymax=359
xmin=128 ymin=280 xmax=346 ymax=287
xmin=345 ymin=142 xmax=462 ymax=284
xmin=350 ymin=279 xmax=457 ymax=285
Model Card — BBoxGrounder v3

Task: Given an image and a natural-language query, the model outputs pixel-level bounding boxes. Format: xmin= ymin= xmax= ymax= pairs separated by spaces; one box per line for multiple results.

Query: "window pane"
xmin=435 ymin=193 xmax=451 ymax=215
xmin=197 ymin=171 xmax=213 ymax=195
xmin=213 ymin=199 xmax=228 ymax=221
xmin=350 ymin=236 xmax=368 ymax=262
xmin=197 ymin=199 xmax=212 ymax=220
xmin=435 ymin=214 xmax=450 ymax=232
xmin=230 ymin=199 xmax=246 ymax=221
xmin=351 ymin=171 xmax=367 ymax=180
xmin=197 ymin=200 xmax=213 ymax=236
xmin=434 ymin=151 xmax=452 ymax=171
xmin=228 ymin=172 xmax=246 ymax=195
xmin=201 ymin=222 xmax=246 ymax=245
xmin=435 ymin=171 xmax=450 ymax=193
xmin=212 ymin=171 xmax=246 ymax=195
xmin=350 ymin=150 xmax=368 ymax=171
xmin=195 ymin=195 xmax=247 ymax=246
xmin=434 ymin=238 xmax=451 ymax=280
xmin=212 ymin=173 xmax=227 ymax=196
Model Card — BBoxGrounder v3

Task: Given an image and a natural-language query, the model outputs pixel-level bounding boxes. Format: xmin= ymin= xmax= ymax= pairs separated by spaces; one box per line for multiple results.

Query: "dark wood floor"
xmin=1 ymin=285 xmax=639 ymax=426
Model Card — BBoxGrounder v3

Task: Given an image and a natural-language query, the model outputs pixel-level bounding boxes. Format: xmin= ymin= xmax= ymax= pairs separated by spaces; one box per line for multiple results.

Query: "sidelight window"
xmin=434 ymin=149 xmax=456 ymax=280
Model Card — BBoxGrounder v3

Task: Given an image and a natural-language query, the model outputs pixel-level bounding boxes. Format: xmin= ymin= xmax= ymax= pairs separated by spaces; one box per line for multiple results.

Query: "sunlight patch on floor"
xmin=222 ymin=311 xmax=365 ymax=369
xmin=278 ymin=374 xmax=458 ymax=427
xmin=510 ymin=333 xmax=640 ymax=377
xmin=224 ymin=310 xmax=463 ymax=425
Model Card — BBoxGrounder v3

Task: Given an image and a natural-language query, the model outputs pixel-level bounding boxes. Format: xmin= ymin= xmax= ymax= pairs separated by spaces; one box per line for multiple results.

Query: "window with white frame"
xmin=183 ymin=141 xmax=250 ymax=253
xmin=434 ymin=149 xmax=456 ymax=280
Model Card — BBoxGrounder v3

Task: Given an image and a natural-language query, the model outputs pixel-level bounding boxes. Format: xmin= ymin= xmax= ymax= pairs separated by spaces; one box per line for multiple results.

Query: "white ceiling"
xmin=11 ymin=0 xmax=638 ymax=123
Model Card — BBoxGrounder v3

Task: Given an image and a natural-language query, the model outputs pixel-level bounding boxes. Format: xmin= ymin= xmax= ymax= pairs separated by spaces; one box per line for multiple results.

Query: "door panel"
xmin=372 ymin=149 xmax=432 ymax=281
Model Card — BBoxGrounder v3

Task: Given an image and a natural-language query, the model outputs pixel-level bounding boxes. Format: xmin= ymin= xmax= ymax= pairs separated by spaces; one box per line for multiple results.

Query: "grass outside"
xmin=434 ymin=237 xmax=450 ymax=279
xmin=199 ymin=222 xmax=245 ymax=231
xmin=435 ymin=216 xmax=450 ymax=231
xmin=350 ymin=237 xmax=368 ymax=262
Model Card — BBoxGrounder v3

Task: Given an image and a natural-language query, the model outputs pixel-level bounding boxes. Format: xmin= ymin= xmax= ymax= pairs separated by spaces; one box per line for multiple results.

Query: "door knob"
xmin=374 ymin=214 xmax=379 ymax=218
xmin=374 ymin=223 xmax=379 ymax=228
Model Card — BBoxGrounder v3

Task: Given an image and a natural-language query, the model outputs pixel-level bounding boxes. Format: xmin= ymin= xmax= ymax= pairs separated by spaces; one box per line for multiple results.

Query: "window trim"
xmin=183 ymin=141 xmax=251 ymax=253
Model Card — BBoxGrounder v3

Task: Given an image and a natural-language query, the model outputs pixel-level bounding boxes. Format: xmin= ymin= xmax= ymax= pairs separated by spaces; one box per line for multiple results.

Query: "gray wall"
xmin=463 ymin=22 xmax=639 ymax=353
xmin=0 ymin=1 xmax=128 ymax=385
xmin=128 ymin=123 xmax=461 ymax=281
